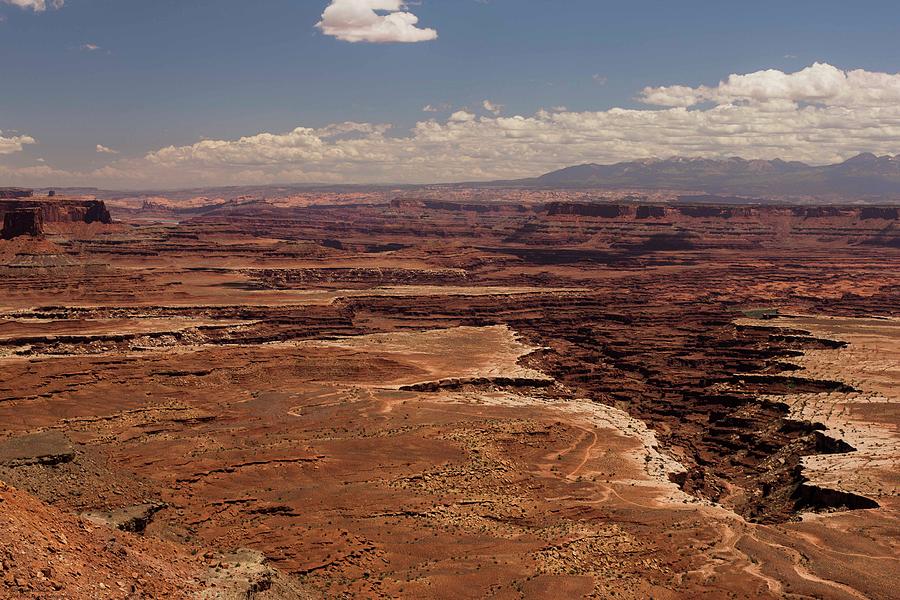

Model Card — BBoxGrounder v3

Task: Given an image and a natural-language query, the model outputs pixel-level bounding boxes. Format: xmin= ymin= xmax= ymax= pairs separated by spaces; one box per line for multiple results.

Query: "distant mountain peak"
xmin=843 ymin=152 xmax=880 ymax=164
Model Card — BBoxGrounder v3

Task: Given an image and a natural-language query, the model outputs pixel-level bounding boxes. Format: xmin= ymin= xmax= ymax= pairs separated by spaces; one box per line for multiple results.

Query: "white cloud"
xmin=96 ymin=144 xmax=118 ymax=154
xmin=448 ymin=110 xmax=476 ymax=123
xmin=640 ymin=62 xmax=900 ymax=108
xmin=423 ymin=102 xmax=451 ymax=113
xmin=592 ymin=74 xmax=608 ymax=85
xmin=5 ymin=63 xmax=900 ymax=188
xmin=482 ymin=100 xmax=503 ymax=115
xmin=2 ymin=0 xmax=64 ymax=12
xmin=316 ymin=0 xmax=437 ymax=43
xmin=81 ymin=43 xmax=100 ymax=52
xmin=0 ymin=131 xmax=36 ymax=155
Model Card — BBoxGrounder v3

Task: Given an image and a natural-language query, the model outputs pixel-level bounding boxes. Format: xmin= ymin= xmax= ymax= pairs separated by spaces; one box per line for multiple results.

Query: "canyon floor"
xmin=1 ymin=196 xmax=898 ymax=599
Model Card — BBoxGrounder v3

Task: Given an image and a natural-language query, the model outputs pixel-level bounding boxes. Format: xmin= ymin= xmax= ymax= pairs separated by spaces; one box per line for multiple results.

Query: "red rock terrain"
xmin=0 ymin=195 xmax=898 ymax=599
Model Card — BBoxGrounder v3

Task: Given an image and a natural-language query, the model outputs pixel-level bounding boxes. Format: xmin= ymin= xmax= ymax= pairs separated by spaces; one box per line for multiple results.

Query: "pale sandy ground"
xmin=737 ymin=315 xmax=900 ymax=502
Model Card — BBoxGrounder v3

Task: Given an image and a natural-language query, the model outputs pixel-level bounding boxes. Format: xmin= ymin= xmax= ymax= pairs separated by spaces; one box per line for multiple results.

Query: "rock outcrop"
xmin=1 ymin=208 xmax=43 ymax=240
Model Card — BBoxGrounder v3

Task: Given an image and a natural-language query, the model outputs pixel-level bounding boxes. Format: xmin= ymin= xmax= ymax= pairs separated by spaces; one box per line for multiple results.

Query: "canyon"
xmin=0 ymin=192 xmax=897 ymax=599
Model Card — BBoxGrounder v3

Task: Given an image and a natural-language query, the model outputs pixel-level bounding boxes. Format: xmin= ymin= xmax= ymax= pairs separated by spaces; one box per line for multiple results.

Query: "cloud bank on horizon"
xmin=4 ymin=63 xmax=900 ymax=188
xmin=316 ymin=0 xmax=438 ymax=43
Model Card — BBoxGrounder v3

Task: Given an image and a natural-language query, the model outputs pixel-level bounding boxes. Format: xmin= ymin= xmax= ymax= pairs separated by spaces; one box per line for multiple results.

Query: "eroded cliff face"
xmin=1 ymin=208 xmax=43 ymax=240
xmin=543 ymin=201 xmax=900 ymax=223
xmin=516 ymin=202 xmax=900 ymax=251
xmin=0 ymin=198 xmax=112 ymax=239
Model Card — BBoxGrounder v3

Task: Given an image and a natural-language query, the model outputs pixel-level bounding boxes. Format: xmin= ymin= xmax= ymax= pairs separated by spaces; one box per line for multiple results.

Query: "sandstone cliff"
xmin=0 ymin=198 xmax=112 ymax=240
xmin=1 ymin=208 xmax=43 ymax=240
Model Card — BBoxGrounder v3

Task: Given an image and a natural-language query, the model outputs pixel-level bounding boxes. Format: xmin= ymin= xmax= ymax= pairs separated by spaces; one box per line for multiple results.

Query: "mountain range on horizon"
xmin=505 ymin=153 xmax=900 ymax=198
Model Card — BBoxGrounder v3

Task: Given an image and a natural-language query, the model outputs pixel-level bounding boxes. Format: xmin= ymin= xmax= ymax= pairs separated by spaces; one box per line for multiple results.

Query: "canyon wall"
xmin=0 ymin=198 xmax=112 ymax=239
xmin=1 ymin=208 xmax=44 ymax=240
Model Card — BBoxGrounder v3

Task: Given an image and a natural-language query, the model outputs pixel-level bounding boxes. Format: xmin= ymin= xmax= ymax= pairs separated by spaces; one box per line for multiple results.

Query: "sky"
xmin=1 ymin=0 xmax=900 ymax=189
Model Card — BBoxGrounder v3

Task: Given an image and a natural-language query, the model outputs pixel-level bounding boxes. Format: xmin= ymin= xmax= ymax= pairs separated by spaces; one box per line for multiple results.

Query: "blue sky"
xmin=1 ymin=0 xmax=899 ymax=187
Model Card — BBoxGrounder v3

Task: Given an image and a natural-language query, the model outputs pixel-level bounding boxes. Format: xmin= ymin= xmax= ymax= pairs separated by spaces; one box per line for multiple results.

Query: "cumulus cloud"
xmin=448 ymin=110 xmax=476 ymax=123
xmin=0 ymin=131 xmax=36 ymax=155
xmin=640 ymin=62 xmax=900 ymax=108
xmin=316 ymin=0 xmax=437 ymax=43
xmin=482 ymin=100 xmax=504 ymax=115
xmin=2 ymin=0 xmax=64 ymax=12
xmin=5 ymin=63 xmax=900 ymax=188
xmin=96 ymin=144 xmax=118 ymax=154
